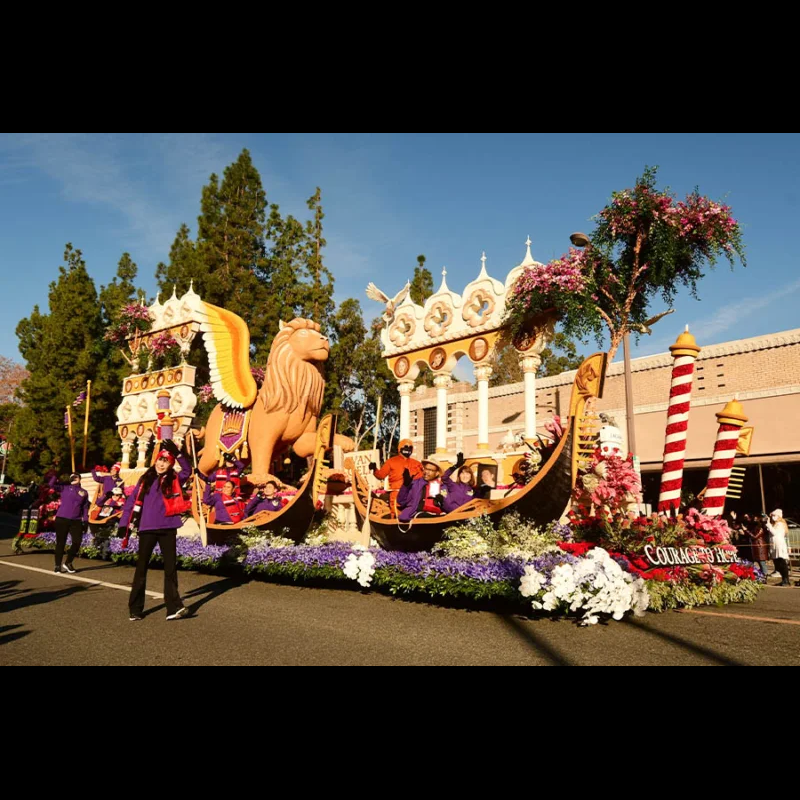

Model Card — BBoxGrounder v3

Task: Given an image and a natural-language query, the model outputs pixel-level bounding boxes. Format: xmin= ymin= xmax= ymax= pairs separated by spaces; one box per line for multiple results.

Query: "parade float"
xmin=23 ymin=239 xmax=761 ymax=624
xmin=107 ymin=285 xmax=355 ymax=544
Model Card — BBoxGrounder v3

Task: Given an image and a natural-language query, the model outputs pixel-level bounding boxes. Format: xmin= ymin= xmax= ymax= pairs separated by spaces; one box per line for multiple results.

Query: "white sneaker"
xmin=62 ymin=563 xmax=77 ymax=574
xmin=166 ymin=607 xmax=188 ymax=621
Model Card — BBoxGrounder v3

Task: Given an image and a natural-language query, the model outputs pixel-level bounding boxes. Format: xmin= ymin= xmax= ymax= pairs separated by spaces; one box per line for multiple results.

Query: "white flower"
xmin=542 ymin=591 xmax=559 ymax=611
xmin=343 ymin=554 xmax=360 ymax=581
xmin=356 ymin=552 xmax=376 ymax=588
xmin=520 ymin=567 xmax=546 ymax=598
xmin=344 ymin=548 xmax=376 ymax=588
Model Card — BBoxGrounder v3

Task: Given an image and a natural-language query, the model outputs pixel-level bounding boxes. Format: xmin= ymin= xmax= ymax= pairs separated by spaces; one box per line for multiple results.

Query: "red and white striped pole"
xmin=658 ymin=328 xmax=701 ymax=514
xmin=702 ymin=399 xmax=748 ymax=517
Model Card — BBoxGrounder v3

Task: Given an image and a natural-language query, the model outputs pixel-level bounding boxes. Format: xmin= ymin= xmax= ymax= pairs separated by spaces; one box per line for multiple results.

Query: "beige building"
xmin=410 ymin=328 xmax=800 ymax=516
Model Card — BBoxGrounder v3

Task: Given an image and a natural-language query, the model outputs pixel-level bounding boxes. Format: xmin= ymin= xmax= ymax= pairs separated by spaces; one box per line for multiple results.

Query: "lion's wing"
xmin=198 ymin=301 xmax=257 ymax=409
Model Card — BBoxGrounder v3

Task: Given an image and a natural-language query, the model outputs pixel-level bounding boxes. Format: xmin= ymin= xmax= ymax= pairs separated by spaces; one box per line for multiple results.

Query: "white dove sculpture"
xmin=366 ymin=280 xmax=412 ymax=324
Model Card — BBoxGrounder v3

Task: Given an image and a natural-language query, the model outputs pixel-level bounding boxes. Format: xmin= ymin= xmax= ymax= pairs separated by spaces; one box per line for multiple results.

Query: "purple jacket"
xmin=396 ymin=478 xmax=445 ymax=523
xmin=92 ymin=469 xmax=125 ymax=497
xmin=119 ymin=455 xmax=191 ymax=533
xmin=245 ymin=495 xmax=283 ymax=517
xmin=207 ymin=493 xmax=245 ymax=525
xmin=442 ymin=467 xmax=475 ymax=513
xmin=49 ymin=476 xmax=90 ymax=522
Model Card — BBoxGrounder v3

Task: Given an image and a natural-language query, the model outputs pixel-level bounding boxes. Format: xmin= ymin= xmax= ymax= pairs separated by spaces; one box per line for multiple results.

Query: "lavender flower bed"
xmin=27 ymin=531 xmax=230 ymax=571
xmin=242 ymin=543 xmax=580 ymax=605
xmin=22 ymin=531 xmax=759 ymax=616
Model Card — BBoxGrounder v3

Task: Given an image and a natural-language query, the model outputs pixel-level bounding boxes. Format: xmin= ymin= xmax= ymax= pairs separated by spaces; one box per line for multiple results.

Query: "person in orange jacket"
xmin=370 ymin=439 xmax=423 ymax=516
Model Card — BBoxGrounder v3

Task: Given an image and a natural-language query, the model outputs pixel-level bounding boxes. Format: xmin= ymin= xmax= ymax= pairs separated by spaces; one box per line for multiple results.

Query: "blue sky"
xmin=1 ymin=133 xmax=798 ymax=380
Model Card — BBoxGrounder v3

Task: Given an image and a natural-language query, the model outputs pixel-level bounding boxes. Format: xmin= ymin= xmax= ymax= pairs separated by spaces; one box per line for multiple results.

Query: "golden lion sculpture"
xmin=198 ymin=306 xmax=354 ymax=485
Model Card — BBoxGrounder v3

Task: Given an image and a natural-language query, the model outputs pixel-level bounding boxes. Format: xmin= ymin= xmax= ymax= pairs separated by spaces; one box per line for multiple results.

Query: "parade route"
xmin=2 ymin=515 xmax=798 ymax=666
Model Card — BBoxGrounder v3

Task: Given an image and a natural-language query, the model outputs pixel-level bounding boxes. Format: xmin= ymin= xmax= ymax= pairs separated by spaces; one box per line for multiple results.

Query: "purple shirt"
xmin=442 ymin=467 xmax=475 ymax=513
xmin=49 ymin=477 xmax=90 ymax=522
xmin=245 ymin=495 xmax=283 ymax=517
xmin=92 ymin=469 xmax=125 ymax=497
xmin=396 ymin=478 xmax=444 ymax=523
xmin=119 ymin=456 xmax=191 ymax=532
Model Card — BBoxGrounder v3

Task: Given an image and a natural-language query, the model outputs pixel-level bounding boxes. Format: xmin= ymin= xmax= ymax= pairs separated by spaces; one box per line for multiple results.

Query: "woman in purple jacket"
xmin=441 ymin=453 xmax=476 ymax=513
xmin=203 ymin=480 xmax=246 ymax=525
xmin=49 ymin=473 xmax=90 ymax=574
xmin=118 ymin=440 xmax=191 ymax=621
xmin=91 ymin=462 xmax=124 ymax=499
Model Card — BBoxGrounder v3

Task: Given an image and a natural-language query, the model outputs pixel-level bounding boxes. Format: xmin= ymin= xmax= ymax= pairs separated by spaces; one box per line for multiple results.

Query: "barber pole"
xmin=658 ymin=328 xmax=701 ymax=514
xmin=702 ymin=399 xmax=748 ymax=517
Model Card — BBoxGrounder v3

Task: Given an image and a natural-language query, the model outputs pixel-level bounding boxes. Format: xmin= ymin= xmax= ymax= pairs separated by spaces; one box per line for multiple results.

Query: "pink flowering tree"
xmin=149 ymin=332 xmax=183 ymax=370
xmin=104 ymin=302 xmax=153 ymax=345
xmin=507 ymin=167 xmax=746 ymax=361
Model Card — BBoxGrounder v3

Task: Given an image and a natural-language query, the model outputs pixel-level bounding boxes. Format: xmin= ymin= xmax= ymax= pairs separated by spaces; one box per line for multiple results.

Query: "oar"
xmin=188 ymin=432 xmax=208 ymax=546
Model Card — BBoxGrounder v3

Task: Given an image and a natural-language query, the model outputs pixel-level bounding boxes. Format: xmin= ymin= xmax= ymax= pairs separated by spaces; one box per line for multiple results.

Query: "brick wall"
xmin=407 ymin=329 xmax=800 ymax=458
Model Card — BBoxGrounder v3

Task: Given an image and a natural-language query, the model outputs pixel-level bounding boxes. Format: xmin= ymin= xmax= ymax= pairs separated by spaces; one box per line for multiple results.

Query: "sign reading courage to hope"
xmin=644 ymin=545 xmax=740 ymax=567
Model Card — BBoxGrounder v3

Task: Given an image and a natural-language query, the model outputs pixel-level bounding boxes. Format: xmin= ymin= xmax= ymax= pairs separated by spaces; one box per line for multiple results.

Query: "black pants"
xmin=129 ymin=530 xmax=183 ymax=616
xmin=54 ymin=517 xmax=84 ymax=567
xmin=774 ymin=558 xmax=791 ymax=585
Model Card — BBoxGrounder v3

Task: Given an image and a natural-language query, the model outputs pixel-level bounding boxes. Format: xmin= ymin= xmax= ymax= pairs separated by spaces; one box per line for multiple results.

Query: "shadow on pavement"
xmin=623 ymin=617 xmax=749 ymax=666
xmin=499 ymin=616 xmax=576 ymax=666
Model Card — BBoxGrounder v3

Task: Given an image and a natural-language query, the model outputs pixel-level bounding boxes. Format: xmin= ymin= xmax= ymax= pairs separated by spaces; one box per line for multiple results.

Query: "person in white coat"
xmin=767 ymin=509 xmax=791 ymax=587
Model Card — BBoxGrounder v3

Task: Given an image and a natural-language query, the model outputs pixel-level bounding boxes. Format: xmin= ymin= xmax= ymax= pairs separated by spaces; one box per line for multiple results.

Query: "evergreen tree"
xmin=410 ymin=255 xmax=434 ymax=305
xmin=97 ymin=253 xmax=145 ymax=457
xmin=155 ymin=224 xmax=203 ymax=298
xmin=302 ymin=187 xmax=335 ymax=331
xmin=260 ymin=207 xmax=308 ymax=353
xmin=157 ymin=150 xmax=272 ymax=360
xmin=324 ymin=300 xmax=398 ymax=449
xmin=489 ymin=333 xmax=585 ymax=387
xmin=12 ymin=245 xmax=120 ymax=480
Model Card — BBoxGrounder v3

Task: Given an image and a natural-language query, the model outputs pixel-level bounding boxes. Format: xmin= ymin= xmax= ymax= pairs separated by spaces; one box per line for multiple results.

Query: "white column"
xmin=519 ymin=354 xmax=541 ymax=442
xmin=136 ymin=435 xmax=151 ymax=469
xmin=398 ymin=381 xmax=414 ymax=442
xmin=434 ymin=374 xmax=452 ymax=454
xmin=475 ymin=365 xmax=493 ymax=451
xmin=121 ymin=439 xmax=134 ymax=470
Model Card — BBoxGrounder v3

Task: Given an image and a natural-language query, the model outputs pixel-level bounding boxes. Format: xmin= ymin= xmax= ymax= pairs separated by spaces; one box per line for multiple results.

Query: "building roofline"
xmin=409 ymin=328 xmax=800 ymax=409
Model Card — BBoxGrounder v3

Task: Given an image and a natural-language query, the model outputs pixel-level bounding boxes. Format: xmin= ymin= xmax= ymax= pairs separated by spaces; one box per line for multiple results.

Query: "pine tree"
xmin=489 ymin=333 xmax=585 ymax=387
xmin=155 ymin=224 xmax=203 ymax=298
xmin=410 ymin=255 xmax=434 ymax=305
xmin=324 ymin=300 xmax=399 ymax=449
xmin=260 ymin=207 xmax=308 ymax=355
xmin=11 ymin=245 xmax=120 ymax=480
xmin=154 ymin=151 xmax=344 ymax=365
xmin=100 ymin=253 xmax=141 ymax=325
xmin=97 ymin=253 xmax=145 ymax=457
xmin=301 ymin=187 xmax=335 ymax=331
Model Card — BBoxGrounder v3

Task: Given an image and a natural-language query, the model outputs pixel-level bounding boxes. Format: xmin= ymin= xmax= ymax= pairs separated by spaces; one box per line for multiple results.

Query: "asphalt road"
xmin=2 ymin=513 xmax=798 ymax=666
